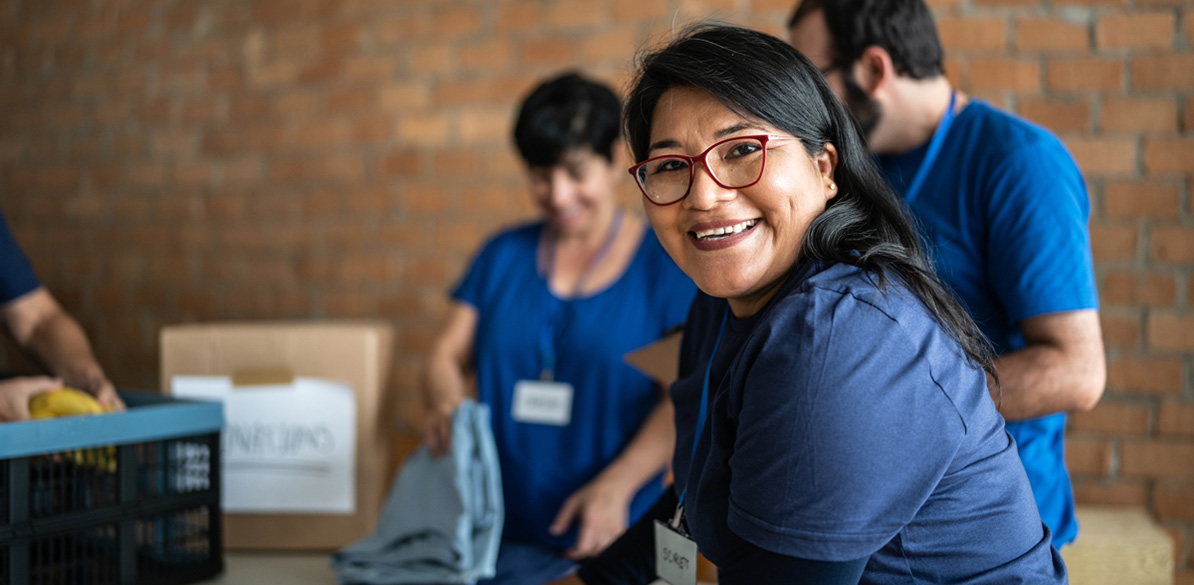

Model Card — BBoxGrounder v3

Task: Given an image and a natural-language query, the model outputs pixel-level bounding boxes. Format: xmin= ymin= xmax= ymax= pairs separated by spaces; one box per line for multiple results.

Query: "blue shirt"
xmin=878 ymin=100 xmax=1097 ymax=546
xmin=672 ymin=260 xmax=1066 ymax=583
xmin=454 ymin=221 xmax=696 ymax=550
xmin=0 ymin=206 xmax=40 ymax=304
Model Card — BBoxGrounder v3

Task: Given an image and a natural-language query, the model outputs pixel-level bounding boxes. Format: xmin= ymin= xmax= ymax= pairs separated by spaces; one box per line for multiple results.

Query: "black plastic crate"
xmin=0 ymin=393 xmax=224 ymax=585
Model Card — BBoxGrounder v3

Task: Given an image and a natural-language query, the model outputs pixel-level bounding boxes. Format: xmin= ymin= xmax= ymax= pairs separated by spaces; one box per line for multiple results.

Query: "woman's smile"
xmin=688 ymin=218 xmax=761 ymax=250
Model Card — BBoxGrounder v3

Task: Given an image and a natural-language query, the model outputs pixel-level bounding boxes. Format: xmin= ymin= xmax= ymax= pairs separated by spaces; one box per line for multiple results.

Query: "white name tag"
xmin=511 ymin=380 xmax=573 ymax=426
xmin=654 ymin=520 xmax=698 ymax=585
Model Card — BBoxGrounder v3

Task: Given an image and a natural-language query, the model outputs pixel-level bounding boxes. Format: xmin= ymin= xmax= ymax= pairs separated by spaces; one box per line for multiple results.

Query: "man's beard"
xmin=842 ymin=73 xmax=881 ymax=143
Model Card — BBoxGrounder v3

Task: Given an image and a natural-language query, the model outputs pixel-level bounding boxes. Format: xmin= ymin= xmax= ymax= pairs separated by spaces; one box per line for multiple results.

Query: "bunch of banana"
xmin=29 ymin=388 xmax=117 ymax=473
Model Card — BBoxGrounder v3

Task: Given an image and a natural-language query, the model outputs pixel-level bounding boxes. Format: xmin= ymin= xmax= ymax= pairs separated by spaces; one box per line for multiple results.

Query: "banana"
xmin=29 ymin=387 xmax=105 ymax=419
xmin=29 ymin=387 xmax=116 ymax=472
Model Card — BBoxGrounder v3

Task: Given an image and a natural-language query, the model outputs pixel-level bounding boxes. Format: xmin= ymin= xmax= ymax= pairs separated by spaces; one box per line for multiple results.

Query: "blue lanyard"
xmin=676 ymin=306 xmax=729 ymax=518
xmin=902 ymin=90 xmax=957 ymax=206
xmin=537 ymin=210 xmax=624 ymax=381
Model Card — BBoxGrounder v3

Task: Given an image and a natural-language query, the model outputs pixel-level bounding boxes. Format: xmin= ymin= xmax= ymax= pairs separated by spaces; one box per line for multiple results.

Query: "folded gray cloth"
xmin=331 ymin=400 xmax=503 ymax=584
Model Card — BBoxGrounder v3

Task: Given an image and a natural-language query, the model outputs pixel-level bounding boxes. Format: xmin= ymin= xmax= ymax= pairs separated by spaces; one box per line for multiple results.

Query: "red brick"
xmin=1152 ymin=226 xmax=1194 ymax=262
xmin=1186 ymin=97 xmax=1194 ymax=132
xmin=1057 ymin=0 xmax=1128 ymax=6
xmin=547 ymin=0 xmax=606 ymax=28
xmin=1015 ymin=18 xmax=1090 ymax=52
xmin=1047 ymin=58 xmax=1124 ymax=92
xmin=1101 ymin=97 xmax=1178 ymax=133
xmin=1148 ymin=311 xmax=1194 ymax=351
xmin=1122 ymin=441 xmax=1194 ymax=478
xmin=1017 ymin=97 xmax=1091 ymax=133
xmin=458 ymin=109 xmax=508 ymax=142
xmin=378 ymin=83 xmax=431 ymax=112
xmin=434 ymin=7 xmax=481 ymax=38
xmin=521 ymin=38 xmax=577 ymax=67
xmin=1097 ymin=13 xmax=1175 ymax=49
xmin=1160 ymin=484 xmax=1194 ymax=520
xmin=497 ymin=1 xmax=541 ymax=32
xmin=1066 ymin=437 xmax=1113 ymax=476
xmin=408 ymin=47 xmax=451 ymax=76
xmin=1133 ymin=55 xmax=1194 ymax=90
xmin=397 ymin=113 xmax=449 ymax=146
xmin=1102 ymin=271 xmax=1178 ymax=307
xmin=938 ymin=18 xmax=1007 ymax=51
xmin=1104 ymin=181 xmax=1181 ymax=218
xmin=1186 ymin=13 xmax=1194 ymax=44
xmin=1144 ymin=139 xmax=1194 ymax=175
xmin=1160 ymin=403 xmax=1194 ymax=437
xmin=1070 ymin=400 xmax=1152 ymax=434
xmin=432 ymin=151 xmax=483 ymax=176
xmin=460 ymin=39 xmax=514 ymax=71
xmin=1071 ymin=480 xmax=1149 ymax=506
xmin=324 ymin=24 xmax=359 ymax=53
xmin=1101 ymin=310 xmax=1142 ymax=349
xmin=437 ymin=79 xmax=495 ymax=105
xmin=583 ymin=29 xmax=637 ymax=63
xmin=969 ymin=58 xmax=1040 ymax=92
xmin=380 ymin=149 xmax=421 ymax=177
xmin=612 ymin=0 xmax=671 ymax=21
xmin=1108 ymin=353 xmax=1185 ymax=393
xmin=1066 ymin=138 xmax=1137 ymax=176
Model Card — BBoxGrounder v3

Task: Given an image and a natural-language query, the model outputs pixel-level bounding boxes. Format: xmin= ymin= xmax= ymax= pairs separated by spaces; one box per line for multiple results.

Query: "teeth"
xmin=694 ymin=219 xmax=758 ymax=240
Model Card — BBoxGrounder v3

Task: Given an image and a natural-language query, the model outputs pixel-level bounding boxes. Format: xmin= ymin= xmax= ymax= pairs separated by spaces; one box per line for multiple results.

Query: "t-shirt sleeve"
xmin=725 ymin=288 xmax=966 ymax=561
xmin=0 ymin=209 xmax=41 ymax=304
xmin=451 ymin=233 xmax=506 ymax=310
xmin=983 ymin=137 xmax=1098 ymax=321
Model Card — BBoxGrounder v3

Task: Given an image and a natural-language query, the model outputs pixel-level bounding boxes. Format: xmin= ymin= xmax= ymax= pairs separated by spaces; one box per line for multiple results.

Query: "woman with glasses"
xmin=551 ymin=25 xmax=1067 ymax=585
xmin=422 ymin=72 xmax=696 ymax=584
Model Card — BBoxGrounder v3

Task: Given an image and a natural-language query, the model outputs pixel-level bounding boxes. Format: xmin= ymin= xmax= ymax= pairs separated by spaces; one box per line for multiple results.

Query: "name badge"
xmin=512 ymin=380 xmax=573 ymax=426
xmin=654 ymin=520 xmax=698 ymax=585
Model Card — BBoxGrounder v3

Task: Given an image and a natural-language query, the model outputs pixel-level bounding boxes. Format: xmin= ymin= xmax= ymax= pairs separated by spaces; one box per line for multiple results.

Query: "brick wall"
xmin=1 ymin=0 xmax=1190 ymax=579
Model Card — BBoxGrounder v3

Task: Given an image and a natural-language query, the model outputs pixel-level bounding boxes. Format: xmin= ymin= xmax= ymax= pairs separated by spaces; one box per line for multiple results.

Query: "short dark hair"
xmin=512 ymin=72 xmax=622 ymax=168
xmin=624 ymin=24 xmax=994 ymax=379
xmin=789 ymin=0 xmax=945 ymax=80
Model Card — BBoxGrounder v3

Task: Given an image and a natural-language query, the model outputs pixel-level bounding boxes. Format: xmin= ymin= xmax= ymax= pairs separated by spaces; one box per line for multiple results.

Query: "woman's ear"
xmin=818 ymin=143 xmax=839 ymax=200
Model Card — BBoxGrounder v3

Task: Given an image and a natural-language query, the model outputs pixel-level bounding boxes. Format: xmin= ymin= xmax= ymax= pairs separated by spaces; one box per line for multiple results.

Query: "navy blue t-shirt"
xmin=877 ymin=100 xmax=1097 ymax=545
xmin=671 ymin=260 xmax=1066 ymax=583
xmin=0 ymin=206 xmax=41 ymax=304
xmin=454 ymin=221 xmax=696 ymax=550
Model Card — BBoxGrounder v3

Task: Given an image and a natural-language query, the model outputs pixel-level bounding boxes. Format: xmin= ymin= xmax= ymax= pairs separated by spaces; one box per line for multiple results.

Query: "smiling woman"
xmin=556 ymin=24 xmax=1071 ymax=585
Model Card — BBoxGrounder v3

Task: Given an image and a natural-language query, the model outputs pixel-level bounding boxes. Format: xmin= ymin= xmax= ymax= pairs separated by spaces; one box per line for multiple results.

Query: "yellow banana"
xmin=29 ymin=387 xmax=105 ymax=419
xmin=29 ymin=388 xmax=116 ymax=473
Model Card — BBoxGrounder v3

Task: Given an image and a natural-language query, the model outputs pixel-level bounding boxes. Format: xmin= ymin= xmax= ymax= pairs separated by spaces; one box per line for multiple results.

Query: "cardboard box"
xmin=160 ymin=321 xmax=394 ymax=550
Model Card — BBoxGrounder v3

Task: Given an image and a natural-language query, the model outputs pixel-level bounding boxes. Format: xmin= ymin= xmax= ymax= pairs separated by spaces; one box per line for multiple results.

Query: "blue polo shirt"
xmin=672 ymin=260 xmax=1066 ymax=582
xmin=877 ymin=100 xmax=1097 ymax=546
xmin=0 ymin=207 xmax=41 ymax=304
xmin=454 ymin=221 xmax=696 ymax=551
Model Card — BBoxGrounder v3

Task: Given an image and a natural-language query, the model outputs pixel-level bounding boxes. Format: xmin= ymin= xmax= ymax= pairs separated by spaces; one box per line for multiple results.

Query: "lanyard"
xmin=902 ymin=90 xmax=957 ymax=206
xmin=537 ymin=209 xmax=625 ymax=381
xmin=673 ymin=306 xmax=729 ymax=529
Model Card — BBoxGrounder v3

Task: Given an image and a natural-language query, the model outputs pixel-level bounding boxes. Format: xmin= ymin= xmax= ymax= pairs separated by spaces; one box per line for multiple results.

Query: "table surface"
xmin=208 ymin=553 xmax=687 ymax=584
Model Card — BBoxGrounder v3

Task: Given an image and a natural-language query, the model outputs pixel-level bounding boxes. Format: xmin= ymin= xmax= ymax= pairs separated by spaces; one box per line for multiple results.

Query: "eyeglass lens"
xmin=635 ymin=137 xmax=766 ymax=204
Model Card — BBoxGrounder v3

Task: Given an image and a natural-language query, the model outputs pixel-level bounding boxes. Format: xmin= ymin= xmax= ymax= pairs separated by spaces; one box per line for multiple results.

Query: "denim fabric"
xmin=331 ymin=400 xmax=503 ymax=584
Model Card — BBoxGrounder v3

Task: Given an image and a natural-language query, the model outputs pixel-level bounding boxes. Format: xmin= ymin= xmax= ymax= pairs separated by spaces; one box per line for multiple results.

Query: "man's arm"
xmin=1 ymin=287 xmax=122 ymax=410
xmin=991 ymin=309 xmax=1105 ymax=422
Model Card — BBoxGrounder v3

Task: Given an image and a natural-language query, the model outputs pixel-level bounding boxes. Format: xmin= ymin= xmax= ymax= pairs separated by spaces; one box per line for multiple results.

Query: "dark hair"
xmin=513 ymin=72 xmax=622 ymax=168
xmin=624 ymin=24 xmax=996 ymax=381
xmin=789 ymin=0 xmax=944 ymax=80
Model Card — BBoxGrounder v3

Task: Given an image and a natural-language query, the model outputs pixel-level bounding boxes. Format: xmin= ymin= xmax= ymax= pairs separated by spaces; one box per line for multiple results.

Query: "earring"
xmin=829 ymin=182 xmax=837 ymax=191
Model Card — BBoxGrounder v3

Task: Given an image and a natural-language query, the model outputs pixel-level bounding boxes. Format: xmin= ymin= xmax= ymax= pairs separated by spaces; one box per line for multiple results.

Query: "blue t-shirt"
xmin=0 ymin=206 xmax=41 ymax=304
xmin=453 ymin=221 xmax=696 ymax=550
xmin=672 ymin=260 xmax=1067 ymax=583
xmin=877 ymin=100 xmax=1097 ymax=546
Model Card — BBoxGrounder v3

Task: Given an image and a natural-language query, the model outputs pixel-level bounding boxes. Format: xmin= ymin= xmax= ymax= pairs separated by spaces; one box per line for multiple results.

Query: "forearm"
xmin=993 ymin=343 xmax=1104 ymax=422
xmin=22 ymin=310 xmax=108 ymax=390
xmin=593 ymin=399 xmax=675 ymax=495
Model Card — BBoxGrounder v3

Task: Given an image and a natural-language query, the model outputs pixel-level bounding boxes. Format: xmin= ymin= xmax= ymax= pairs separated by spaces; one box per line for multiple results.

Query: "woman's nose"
xmin=683 ymin=161 xmax=733 ymax=210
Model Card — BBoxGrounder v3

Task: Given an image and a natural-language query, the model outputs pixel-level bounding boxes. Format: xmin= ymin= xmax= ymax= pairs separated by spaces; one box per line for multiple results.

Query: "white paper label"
xmin=511 ymin=380 xmax=573 ymax=426
xmin=655 ymin=520 xmax=699 ymax=585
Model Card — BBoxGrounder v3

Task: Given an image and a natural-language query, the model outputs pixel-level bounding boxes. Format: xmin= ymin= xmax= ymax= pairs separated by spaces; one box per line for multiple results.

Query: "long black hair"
xmin=624 ymin=24 xmax=997 ymax=381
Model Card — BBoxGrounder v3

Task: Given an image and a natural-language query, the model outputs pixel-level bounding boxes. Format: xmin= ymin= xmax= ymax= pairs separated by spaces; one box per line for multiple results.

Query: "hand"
xmin=82 ymin=377 xmax=125 ymax=412
xmin=550 ymin=476 xmax=635 ymax=560
xmin=421 ymin=397 xmax=462 ymax=457
xmin=0 ymin=376 xmax=63 ymax=422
